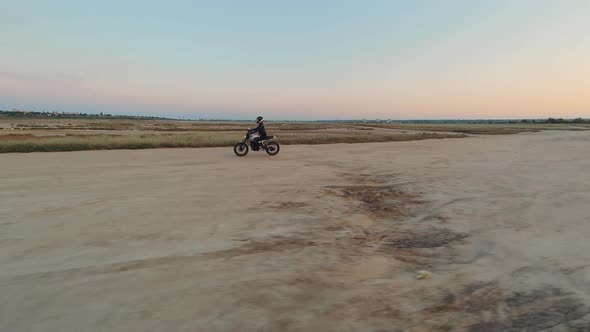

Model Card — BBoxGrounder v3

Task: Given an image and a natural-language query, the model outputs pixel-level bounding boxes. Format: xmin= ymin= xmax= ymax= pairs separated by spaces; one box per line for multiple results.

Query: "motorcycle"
xmin=233 ymin=129 xmax=280 ymax=157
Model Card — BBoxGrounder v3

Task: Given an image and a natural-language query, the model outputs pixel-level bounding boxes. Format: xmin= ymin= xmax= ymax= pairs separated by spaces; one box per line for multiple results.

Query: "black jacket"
xmin=249 ymin=121 xmax=267 ymax=138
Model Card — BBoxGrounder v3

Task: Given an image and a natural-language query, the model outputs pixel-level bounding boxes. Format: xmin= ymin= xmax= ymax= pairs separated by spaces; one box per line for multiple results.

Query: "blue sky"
xmin=1 ymin=0 xmax=589 ymax=119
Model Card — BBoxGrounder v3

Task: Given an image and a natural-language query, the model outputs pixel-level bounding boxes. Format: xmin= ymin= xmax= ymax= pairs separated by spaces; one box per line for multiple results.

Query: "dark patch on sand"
xmin=269 ymin=201 xmax=310 ymax=209
xmin=467 ymin=286 xmax=589 ymax=331
xmin=416 ymin=282 xmax=590 ymax=331
xmin=324 ymin=184 xmax=425 ymax=218
xmin=218 ymin=236 xmax=316 ymax=258
xmin=381 ymin=227 xmax=469 ymax=250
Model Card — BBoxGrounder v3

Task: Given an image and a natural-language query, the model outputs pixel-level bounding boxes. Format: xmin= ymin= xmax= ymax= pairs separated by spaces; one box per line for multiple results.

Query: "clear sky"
xmin=1 ymin=0 xmax=589 ymax=120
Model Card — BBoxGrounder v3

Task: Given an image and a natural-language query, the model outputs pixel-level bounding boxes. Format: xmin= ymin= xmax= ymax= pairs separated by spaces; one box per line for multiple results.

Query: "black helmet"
xmin=256 ymin=116 xmax=263 ymax=123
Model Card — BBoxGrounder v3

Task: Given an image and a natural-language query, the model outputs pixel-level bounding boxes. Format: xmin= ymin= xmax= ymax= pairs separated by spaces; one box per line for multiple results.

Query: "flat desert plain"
xmin=1 ymin=130 xmax=590 ymax=331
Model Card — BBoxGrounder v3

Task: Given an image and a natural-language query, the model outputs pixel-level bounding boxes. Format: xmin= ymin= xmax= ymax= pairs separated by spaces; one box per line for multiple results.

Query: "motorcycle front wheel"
xmin=234 ymin=143 xmax=249 ymax=156
xmin=265 ymin=141 xmax=280 ymax=156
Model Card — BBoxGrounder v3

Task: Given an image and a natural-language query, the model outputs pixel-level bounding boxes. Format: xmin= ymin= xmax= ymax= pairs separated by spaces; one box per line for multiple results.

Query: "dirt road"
xmin=1 ymin=131 xmax=590 ymax=331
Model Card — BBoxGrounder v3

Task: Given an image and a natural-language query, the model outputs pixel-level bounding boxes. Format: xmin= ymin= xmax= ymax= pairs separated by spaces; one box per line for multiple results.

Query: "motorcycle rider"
xmin=248 ymin=116 xmax=268 ymax=144
xmin=233 ymin=115 xmax=279 ymax=156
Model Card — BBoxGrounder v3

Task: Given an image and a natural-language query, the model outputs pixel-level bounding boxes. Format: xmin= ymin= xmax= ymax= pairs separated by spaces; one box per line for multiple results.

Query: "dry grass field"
xmin=1 ymin=117 xmax=587 ymax=153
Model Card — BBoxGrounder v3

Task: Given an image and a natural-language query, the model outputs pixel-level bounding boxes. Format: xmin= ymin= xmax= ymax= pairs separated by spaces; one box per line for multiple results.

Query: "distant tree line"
xmin=533 ymin=117 xmax=589 ymax=124
xmin=317 ymin=118 xmax=590 ymax=124
xmin=2 ymin=109 xmax=587 ymax=124
xmin=341 ymin=118 xmax=590 ymax=124
xmin=516 ymin=118 xmax=589 ymax=124
xmin=0 ymin=110 xmax=171 ymax=120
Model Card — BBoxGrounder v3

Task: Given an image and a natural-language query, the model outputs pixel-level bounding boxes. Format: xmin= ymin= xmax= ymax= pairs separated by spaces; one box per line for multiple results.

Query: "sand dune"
xmin=1 ymin=130 xmax=590 ymax=331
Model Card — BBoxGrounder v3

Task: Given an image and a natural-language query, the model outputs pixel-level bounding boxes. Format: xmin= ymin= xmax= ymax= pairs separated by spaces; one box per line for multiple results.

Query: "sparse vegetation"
xmin=357 ymin=123 xmax=590 ymax=134
xmin=1 ymin=117 xmax=588 ymax=153
xmin=0 ymin=132 xmax=465 ymax=153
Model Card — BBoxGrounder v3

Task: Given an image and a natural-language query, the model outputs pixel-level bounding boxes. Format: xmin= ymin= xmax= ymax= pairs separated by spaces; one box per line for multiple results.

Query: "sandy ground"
xmin=1 ymin=130 xmax=590 ymax=331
